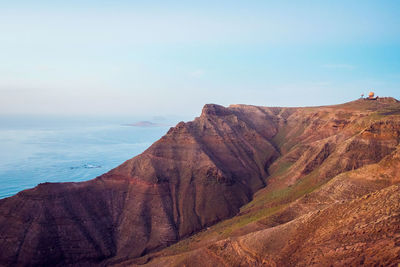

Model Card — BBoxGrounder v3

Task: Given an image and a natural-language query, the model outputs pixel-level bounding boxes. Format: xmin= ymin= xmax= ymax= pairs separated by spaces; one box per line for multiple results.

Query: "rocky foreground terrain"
xmin=1 ymin=98 xmax=400 ymax=266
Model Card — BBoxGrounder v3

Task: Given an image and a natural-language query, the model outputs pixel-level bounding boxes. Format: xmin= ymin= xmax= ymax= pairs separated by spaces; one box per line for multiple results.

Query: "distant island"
xmin=123 ymin=121 xmax=170 ymax=127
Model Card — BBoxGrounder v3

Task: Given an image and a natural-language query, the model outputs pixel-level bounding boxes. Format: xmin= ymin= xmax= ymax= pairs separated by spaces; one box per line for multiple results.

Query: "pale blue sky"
xmin=1 ymin=1 xmax=399 ymax=117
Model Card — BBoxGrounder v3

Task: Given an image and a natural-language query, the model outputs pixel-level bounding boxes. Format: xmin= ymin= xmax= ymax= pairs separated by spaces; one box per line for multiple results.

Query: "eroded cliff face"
xmin=1 ymin=98 xmax=400 ymax=266
xmin=149 ymin=184 xmax=400 ymax=267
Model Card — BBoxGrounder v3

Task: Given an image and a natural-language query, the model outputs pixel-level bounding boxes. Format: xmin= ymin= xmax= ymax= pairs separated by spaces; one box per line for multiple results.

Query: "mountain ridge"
xmin=1 ymin=97 xmax=400 ymax=266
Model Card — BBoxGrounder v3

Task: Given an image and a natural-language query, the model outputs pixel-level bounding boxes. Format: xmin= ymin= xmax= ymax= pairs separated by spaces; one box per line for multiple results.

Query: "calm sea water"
xmin=0 ymin=115 xmax=175 ymax=199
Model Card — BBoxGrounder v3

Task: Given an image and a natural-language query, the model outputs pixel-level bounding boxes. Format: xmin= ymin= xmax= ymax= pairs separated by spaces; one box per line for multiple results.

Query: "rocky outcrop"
xmin=1 ymin=98 xmax=400 ymax=266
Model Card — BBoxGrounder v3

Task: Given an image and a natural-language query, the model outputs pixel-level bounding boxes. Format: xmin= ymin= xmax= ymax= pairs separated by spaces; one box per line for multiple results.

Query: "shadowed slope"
xmin=113 ymin=98 xmax=400 ymax=266
xmin=1 ymin=98 xmax=400 ymax=266
xmin=133 ymin=132 xmax=400 ymax=267
xmin=0 ymin=104 xmax=280 ymax=266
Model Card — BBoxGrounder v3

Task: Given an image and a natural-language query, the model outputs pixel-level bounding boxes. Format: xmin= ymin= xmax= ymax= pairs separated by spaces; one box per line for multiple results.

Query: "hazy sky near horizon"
xmin=1 ymin=1 xmax=400 ymax=117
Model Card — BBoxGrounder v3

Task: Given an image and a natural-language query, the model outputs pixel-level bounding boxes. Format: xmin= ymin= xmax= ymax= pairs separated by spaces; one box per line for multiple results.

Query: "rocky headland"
xmin=1 ymin=97 xmax=400 ymax=266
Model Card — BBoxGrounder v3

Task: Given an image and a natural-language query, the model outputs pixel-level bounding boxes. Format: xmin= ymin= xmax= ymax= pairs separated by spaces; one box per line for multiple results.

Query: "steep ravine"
xmin=1 ymin=98 xmax=400 ymax=266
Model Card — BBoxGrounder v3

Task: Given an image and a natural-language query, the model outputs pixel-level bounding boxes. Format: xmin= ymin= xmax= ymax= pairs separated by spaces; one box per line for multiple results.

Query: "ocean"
xmin=0 ymin=115 xmax=176 ymax=199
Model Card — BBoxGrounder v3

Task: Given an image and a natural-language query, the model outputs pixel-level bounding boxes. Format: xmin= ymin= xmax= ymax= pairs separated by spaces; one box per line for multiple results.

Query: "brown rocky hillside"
xmin=1 ymin=97 xmax=400 ymax=266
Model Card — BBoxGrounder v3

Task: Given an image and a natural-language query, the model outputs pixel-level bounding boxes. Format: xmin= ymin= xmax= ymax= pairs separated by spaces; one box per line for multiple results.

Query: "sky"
xmin=0 ymin=0 xmax=400 ymax=118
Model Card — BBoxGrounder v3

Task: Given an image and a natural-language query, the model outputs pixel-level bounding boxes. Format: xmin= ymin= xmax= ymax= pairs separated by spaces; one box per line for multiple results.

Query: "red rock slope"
xmin=1 ymin=98 xmax=400 ymax=266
